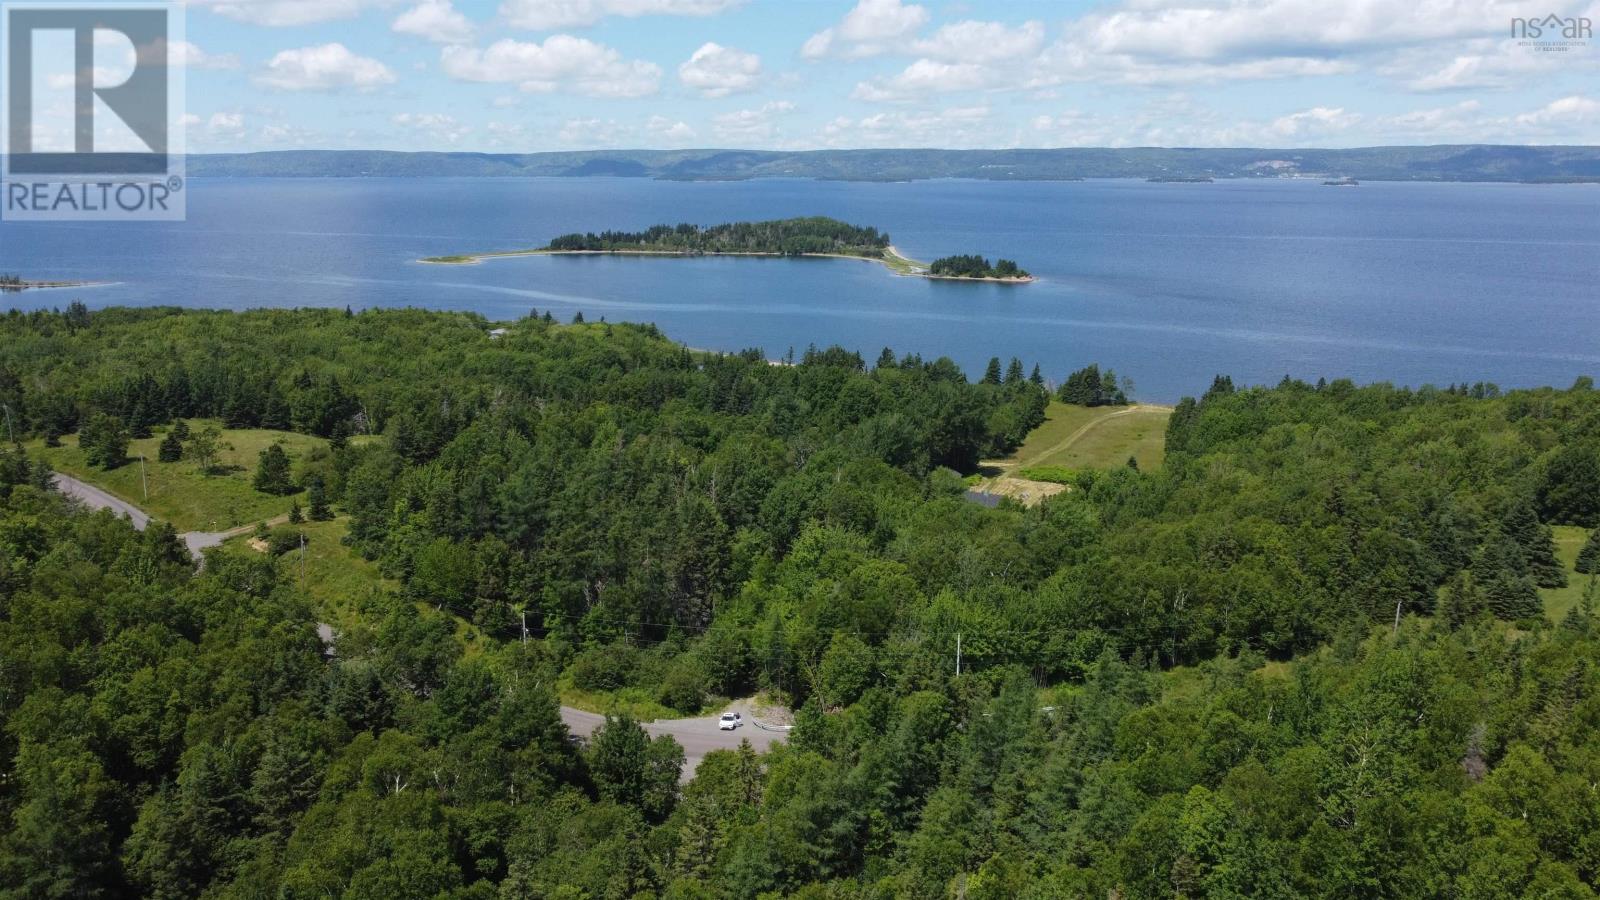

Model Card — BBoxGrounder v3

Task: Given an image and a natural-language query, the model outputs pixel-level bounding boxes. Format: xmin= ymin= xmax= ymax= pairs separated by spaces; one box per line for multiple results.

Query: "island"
xmin=419 ymin=216 xmax=1033 ymax=284
xmin=926 ymin=255 xmax=1031 ymax=282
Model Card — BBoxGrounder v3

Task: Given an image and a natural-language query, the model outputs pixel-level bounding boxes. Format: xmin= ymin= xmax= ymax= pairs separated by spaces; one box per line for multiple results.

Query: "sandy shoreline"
xmin=418 ymin=245 xmax=1034 ymax=284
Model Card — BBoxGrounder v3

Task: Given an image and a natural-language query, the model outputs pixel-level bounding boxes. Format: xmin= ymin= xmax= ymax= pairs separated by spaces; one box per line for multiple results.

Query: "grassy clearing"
xmin=225 ymin=516 xmax=397 ymax=629
xmin=996 ymin=401 xmax=1173 ymax=472
xmin=1036 ymin=407 xmax=1171 ymax=471
xmin=30 ymin=420 xmax=337 ymax=531
xmin=1007 ymin=402 xmax=1110 ymax=462
xmin=1543 ymin=525 xmax=1598 ymax=621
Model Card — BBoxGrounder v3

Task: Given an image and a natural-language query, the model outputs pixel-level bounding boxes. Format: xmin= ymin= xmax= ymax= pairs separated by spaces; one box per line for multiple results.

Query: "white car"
xmin=718 ymin=712 xmax=742 ymax=730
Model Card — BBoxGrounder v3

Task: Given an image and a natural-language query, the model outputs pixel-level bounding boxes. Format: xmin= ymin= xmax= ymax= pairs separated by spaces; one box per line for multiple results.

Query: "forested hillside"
xmin=1 ymin=305 xmax=1598 ymax=897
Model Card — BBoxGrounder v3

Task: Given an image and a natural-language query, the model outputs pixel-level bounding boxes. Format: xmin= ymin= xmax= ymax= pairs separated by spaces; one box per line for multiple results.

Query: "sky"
xmin=39 ymin=0 xmax=1600 ymax=152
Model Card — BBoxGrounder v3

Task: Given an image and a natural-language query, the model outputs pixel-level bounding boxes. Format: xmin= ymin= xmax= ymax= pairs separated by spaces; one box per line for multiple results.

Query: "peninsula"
xmin=420 ymin=216 xmax=1033 ymax=283
xmin=0 ymin=274 xmax=105 ymax=292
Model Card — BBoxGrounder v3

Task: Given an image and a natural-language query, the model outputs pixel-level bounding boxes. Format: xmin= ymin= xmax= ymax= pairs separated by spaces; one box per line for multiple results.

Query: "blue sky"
xmin=151 ymin=0 xmax=1600 ymax=150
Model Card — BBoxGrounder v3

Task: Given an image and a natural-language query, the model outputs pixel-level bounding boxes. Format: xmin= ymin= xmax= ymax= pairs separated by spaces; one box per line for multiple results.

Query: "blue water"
xmin=2 ymin=176 xmax=1596 ymax=402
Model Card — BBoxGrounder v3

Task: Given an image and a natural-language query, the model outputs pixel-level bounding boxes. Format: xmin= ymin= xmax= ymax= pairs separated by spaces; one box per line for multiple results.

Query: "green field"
xmin=225 ymin=516 xmax=396 ymax=628
xmin=1543 ymin=524 xmax=1598 ymax=621
xmin=1003 ymin=401 xmax=1172 ymax=471
xmin=30 ymin=419 xmax=336 ymax=532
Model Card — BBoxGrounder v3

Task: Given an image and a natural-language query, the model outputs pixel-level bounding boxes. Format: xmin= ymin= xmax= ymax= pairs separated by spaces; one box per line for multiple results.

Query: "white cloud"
xmin=131 ymin=38 xmax=239 ymax=70
xmin=1514 ymin=94 xmax=1600 ymax=128
xmin=484 ymin=120 xmax=531 ymax=147
xmin=1266 ymin=106 xmax=1361 ymax=139
xmin=803 ymin=0 xmax=929 ymax=59
xmin=1388 ymin=36 xmax=1600 ymax=92
xmin=393 ymin=111 xmax=473 ymax=143
xmin=713 ymin=100 xmax=795 ymax=140
xmin=910 ymin=20 xmax=1044 ymax=64
xmin=826 ymin=105 xmax=992 ymax=146
xmin=256 ymin=44 xmax=397 ymax=92
xmin=207 ymin=111 xmax=246 ymax=138
xmin=1069 ymin=0 xmax=1577 ymax=63
xmin=853 ymin=59 xmax=994 ymax=101
xmin=393 ymin=0 xmax=475 ymax=44
xmin=647 ymin=115 xmax=696 ymax=141
xmin=186 ymin=0 xmax=398 ymax=27
xmin=678 ymin=42 xmax=761 ymax=97
xmin=500 ymin=0 xmax=741 ymax=30
xmin=557 ymin=116 xmax=629 ymax=144
xmin=441 ymin=36 xmax=661 ymax=97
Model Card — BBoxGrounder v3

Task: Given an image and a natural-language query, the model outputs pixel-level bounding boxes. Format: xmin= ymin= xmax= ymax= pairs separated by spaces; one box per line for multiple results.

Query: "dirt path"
xmin=1013 ymin=404 xmax=1173 ymax=470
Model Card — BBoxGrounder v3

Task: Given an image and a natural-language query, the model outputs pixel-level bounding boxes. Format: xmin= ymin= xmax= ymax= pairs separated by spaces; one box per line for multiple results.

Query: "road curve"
xmin=51 ymin=471 xmax=791 ymax=780
xmin=52 ymin=473 xmax=151 ymax=530
xmin=560 ymin=701 xmax=789 ymax=780
xmin=50 ymin=472 xmax=281 ymax=560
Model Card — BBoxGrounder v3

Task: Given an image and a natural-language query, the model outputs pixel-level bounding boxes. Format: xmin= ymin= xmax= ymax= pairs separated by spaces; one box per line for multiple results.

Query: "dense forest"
xmin=2 ymin=305 xmax=1599 ymax=897
xmin=544 ymin=217 xmax=891 ymax=258
xmin=926 ymin=255 xmax=1030 ymax=280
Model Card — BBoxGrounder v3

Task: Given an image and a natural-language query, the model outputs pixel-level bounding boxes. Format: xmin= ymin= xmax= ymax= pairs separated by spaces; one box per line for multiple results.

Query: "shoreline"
xmin=418 ymin=245 xmax=1034 ymax=284
xmin=1 ymin=279 xmax=113 ymax=292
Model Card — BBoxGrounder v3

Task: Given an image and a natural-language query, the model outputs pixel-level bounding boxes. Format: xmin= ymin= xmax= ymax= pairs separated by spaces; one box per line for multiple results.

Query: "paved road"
xmin=560 ymin=700 xmax=789 ymax=780
xmin=52 ymin=471 xmax=789 ymax=779
xmin=52 ymin=473 xmax=151 ymax=530
xmin=52 ymin=472 xmax=279 ymax=561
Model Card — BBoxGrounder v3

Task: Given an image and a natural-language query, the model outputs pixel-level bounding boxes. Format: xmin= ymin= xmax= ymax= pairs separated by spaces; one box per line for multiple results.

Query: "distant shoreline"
xmin=418 ymin=245 xmax=1035 ymax=284
xmin=0 ymin=279 xmax=112 ymax=293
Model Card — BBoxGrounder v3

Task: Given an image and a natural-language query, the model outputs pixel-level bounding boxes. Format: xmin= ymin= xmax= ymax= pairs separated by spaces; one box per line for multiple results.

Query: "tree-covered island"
xmin=421 ymin=215 xmax=1032 ymax=283
xmin=926 ymin=254 xmax=1032 ymax=282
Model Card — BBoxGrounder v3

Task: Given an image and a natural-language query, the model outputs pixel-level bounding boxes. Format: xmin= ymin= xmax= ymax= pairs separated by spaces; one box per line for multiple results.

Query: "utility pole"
xmin=1 ymin=403 xmax=13 ymax=444
xmin=138 ymin=455 xmax=148 ymax=501
xmin=299 ymin=531 xmax=307 ymax=588
xmin=955 ymin=632 xmax=962 ymax=677
xmin=1393 ymin=599 xmax=1403 ymax=635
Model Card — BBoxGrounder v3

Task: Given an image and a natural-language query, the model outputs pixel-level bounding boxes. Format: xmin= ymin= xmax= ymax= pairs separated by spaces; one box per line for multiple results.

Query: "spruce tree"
xmin=288 ymin=500 xmax=304 ymax=525
xmin=982 ymin=357 xmax=1002 ymax=385
xmin=1477 ymin=540 xmax=1543 ymax=621
xmin=307 ymin=474 xmax=333 ymax=521
xmin=157 ymin=429 xmax=183 ymax=462
xmin=253 ymin=443 xmax=296 ymax=496
xmin=1501 ymin=500 xmax=1568 ymax=588
xmin=1029 ymin=363 xmax=1044 ymax=386
xmin=1004 ymin=357 xmax=1025 ymax=385
xmin=1576 ymin=528 xmax=1600 ymax=575
xmin=1438 ymin=571 xmax=1489 ymax=630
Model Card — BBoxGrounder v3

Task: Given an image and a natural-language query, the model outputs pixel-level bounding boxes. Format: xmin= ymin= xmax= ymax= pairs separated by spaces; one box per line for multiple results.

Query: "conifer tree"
xmin=1576 ymin=528 xmax=1599 ymax=575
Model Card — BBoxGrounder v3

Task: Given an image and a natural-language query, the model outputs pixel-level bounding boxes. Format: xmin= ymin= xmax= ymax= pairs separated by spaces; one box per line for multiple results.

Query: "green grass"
xmin=559 ymin=678 xmax=685 ymax=722
xmin=1015 ymin=465 xmax=1080 ymax=485
xmin=1037 ymin=407 xmax=1170 ymax=471
xmin=1002 ymin=401 xmax=1172 ymax=472
xmin=227 ymin=516 xmax=397 ymax=629
xmin=1543 ymin=525 xmax=1598 ymax=621
xmin=29 ymin=419 xmax=344 ymax=532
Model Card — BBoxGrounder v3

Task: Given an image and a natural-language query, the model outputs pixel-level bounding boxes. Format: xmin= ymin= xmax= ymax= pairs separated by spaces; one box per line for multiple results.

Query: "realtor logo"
xmin=2 ymin=2 xmax=186 ymax=220
xmin=1511 ymin=13 xmax=1593 ymax=51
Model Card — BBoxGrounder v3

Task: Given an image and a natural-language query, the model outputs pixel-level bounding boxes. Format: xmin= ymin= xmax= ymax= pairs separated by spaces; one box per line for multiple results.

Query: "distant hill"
xmin=180 ymin=146 xmax=1600 ymax=183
